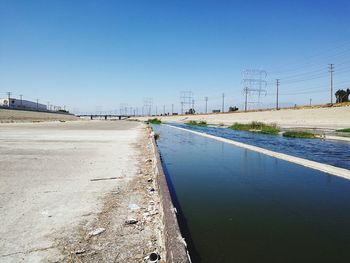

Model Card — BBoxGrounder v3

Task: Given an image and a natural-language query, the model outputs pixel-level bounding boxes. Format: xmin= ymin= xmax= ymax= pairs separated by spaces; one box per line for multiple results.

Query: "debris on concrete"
xmin=88 ymin=227 xmax=106 ymax=237
xmin=90 ymin=176 xmax=120 ymax=181
xmin=53 ymin=125 xmax=165 ymax=262
xmin=128 ymin=203 xmax=140 ymax=210
xmin=74 ymin=249 xmax=86 ymax=255
xmin=125 ymin=218 xmax=138 ymax=225
xmin=146 ymin=252 xmax=161 ymax=263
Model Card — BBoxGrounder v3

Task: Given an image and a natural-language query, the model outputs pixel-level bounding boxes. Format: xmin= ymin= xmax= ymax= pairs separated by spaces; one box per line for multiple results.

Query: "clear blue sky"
xmin=1 ymin=0 xmax=350 ymax=114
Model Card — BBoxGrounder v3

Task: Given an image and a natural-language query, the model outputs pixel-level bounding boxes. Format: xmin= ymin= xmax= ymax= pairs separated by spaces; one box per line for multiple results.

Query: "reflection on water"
xmin=153 ymin=124 xmax=350 ymax=263
xmin=168 ymin=123 xmax=350 ymax=170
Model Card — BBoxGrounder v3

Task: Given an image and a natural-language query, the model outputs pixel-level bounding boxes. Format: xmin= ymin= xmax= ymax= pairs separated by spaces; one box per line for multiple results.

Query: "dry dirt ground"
xmin=0 ymin=121 xmax=164 ymax=262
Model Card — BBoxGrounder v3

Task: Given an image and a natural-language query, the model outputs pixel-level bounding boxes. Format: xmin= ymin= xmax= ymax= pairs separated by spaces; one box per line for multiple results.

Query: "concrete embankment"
xmin=133 ymin=104 xmax=350 ymax=130
xmin=0 ymin=108 xmax=78 ymax=122
xmin=0 ymin=121 xmax=170 ymax=262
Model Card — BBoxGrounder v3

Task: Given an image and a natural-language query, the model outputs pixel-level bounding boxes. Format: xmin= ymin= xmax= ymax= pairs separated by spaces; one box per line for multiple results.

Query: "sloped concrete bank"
xmin=0 ymin=108 xmax=78 ymax=122
xmin=150 ymin=129 xmax=191 ymax=263
xmin=132 ymin=104 xmax=350 ymax=130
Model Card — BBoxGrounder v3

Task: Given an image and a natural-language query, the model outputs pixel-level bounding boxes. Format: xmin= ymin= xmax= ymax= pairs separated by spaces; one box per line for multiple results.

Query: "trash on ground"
xmin=125 ymin=218 xmax=138 ymax=225
xmin=90 ymin=177 xmax=121 ymax=181
xmin=74 ymin=249 xmax=86 ymax=255
xmin=88 ymin=227 xmax=106 ymax=237
xmin=146 ymin=252 xmax=160 ymax=263
xmin=128 ymin=203 xmax=140 ymax=210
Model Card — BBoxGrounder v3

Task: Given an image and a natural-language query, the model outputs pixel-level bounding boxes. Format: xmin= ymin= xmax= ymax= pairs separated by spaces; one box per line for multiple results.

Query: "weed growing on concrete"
xmin=186 ymin=120 xmax=208 ymax=127
xmin=228 ymin=122 xmax=280 ymax=135
xmin=146 ymin=118 xmax=161 ymax=124
xmin=283 ymin=131 xmax=316 ymax=139
xmin=336 ymin=128 xmax=350 ymax=133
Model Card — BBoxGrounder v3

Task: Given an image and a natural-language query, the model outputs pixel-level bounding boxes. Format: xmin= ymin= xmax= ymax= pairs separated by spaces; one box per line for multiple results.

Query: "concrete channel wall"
xmin=0 ymin=108 xmax=78 ymax=122
xmin=150 ymin=131 xmax=191 ymax=263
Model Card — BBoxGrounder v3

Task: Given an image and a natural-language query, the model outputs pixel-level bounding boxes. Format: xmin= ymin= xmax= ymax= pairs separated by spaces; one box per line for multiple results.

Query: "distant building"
xmin=0 ymin=98 xmax=47 ymax=111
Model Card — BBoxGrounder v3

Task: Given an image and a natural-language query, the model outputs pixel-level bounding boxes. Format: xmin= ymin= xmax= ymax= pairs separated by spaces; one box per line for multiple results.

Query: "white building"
xmin=0 ymin=98 xmax=47 ymax=111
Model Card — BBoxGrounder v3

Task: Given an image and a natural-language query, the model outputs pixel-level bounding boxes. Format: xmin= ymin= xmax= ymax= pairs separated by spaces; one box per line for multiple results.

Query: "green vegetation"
xmin=186 ymin=120 xmax=208 ymax=127
xmin=146 ymin=118 xmax=161 ymax=124
xmin=228 ymin=122 xmax=280 ymax=135
xmin=336 ymin=128 xmax=350 ymax=133
xmin=282 ymin=131 xmax=316 ymax=139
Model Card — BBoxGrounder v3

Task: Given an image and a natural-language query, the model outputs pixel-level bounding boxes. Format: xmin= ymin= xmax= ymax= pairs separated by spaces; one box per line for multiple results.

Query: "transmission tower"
xmin=143 ymin=98 xmax=153 ymax=116
xmin=329 ymin=64 xmax=334 ymax=104
xmin=119 ymin=103 xmax=128 ymax=115
xmin=242 ymin=69 xmax=267 ymax=110
xmin=180 ymin=91 xmax=194 ymax=114
xmin=204 ymin=97 xmax=208 ymax=113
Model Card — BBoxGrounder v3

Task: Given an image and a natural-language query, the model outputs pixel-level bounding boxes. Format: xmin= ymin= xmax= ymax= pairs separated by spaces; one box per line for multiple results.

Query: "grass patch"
xmin=146 ymin=118 xmax=161 ymax=124
xmin=283 ymin=131 xmax=316 ymax=139
xmin=336 ymin=128 xmax=350 ymax=133
xmin=186 ymin=120 xmax=208 ymax=127
xmin=228 ymin=122 xmax=280 ymax=135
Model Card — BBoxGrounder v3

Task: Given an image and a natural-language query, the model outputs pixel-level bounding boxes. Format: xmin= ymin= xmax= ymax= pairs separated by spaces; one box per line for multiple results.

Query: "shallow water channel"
xmin=153 ymin=124 xmax=350 ymax=263
xmin=169 ymin=123 xmax=350 ymax=170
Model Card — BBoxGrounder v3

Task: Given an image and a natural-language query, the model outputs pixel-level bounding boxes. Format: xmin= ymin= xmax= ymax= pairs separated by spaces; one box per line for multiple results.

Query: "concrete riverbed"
xmin=0 ymin=121 xmax=165 ymax=262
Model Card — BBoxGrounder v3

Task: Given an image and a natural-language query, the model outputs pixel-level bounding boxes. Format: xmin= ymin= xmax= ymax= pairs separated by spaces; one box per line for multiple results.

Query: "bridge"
xmin=77 ymin=114 xmax=134 ymax=120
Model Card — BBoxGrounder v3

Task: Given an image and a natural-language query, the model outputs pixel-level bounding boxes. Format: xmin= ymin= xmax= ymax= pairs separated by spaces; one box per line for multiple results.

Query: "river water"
xmin=168 ymin=123 xmax=350 ymax=170
xmin=153 ymin=124 xmax=350 ymax=263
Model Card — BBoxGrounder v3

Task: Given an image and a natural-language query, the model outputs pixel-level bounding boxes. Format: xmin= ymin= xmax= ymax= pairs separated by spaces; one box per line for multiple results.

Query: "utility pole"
xmin=192 ymin=99 xmax=195 ymax=112
xmin=204 ymin=97 xmax=208 ymax=114
xmin=19 ymin=94 xmax=23 ymax=106
xmin=309 ymin=98 xmax=312 ymax=107
xmin=276 ymin=79 xmax=280 ymax=110
xmin=329 ymin=64 xmax=334 ymax=104
xmin=222 ymin=93 xmax=225 ymax=113
xmin=244 ymin=87 xmax=248 ymax=112
xmin=36 ymin=99 xmax=39 ymax=110
xmin=6 ymin=92 xmax=11 ymax=108
xmin=181 ymin=102 xmax=184 ymax=115
xmin=156 ymin=106 xmax=157 ymax=116
xmin=171 ymin=104 xmax=174 ymax=115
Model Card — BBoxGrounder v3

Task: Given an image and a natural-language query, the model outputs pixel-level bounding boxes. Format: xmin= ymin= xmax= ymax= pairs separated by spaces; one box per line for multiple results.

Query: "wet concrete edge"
xmin=149 ymin=130 xmax=191 ymax=263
